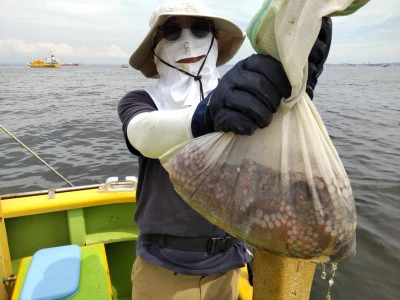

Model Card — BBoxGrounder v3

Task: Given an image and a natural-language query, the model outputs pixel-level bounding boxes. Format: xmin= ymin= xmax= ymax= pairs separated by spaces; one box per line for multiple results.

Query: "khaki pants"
xmin=131 ymin=256 xmax=240 ymax=300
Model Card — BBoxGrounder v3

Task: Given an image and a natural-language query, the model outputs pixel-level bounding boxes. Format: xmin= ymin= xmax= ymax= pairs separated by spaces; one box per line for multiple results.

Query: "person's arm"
xmin=118 ymin=90 xmax=198 ymax=158
xmin=120 ymin=55 xmax=292 ymax=159
xmin=126 ymin=106 xmax=196 ymax=158
xmin=192 ymin=54 xmax=292 ymax=137
xmin=306 ymin=17 xmax=333 ymax=99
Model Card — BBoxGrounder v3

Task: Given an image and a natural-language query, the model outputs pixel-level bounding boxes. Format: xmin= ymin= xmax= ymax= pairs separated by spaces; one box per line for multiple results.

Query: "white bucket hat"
xmin=129 ymin=0 xmax=245 ymax=78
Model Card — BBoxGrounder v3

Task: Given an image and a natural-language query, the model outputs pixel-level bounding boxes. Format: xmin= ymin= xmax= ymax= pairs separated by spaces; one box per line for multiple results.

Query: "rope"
xmin=0 ymin=124 xmax=74 ymax=187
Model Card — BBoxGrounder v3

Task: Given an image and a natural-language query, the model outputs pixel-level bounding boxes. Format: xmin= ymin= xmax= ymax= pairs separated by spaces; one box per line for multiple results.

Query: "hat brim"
xmin=129 ymin=12 xmax=245 ymax=78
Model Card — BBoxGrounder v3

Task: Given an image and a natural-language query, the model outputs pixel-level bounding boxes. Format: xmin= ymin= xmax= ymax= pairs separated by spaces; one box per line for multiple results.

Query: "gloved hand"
xmin=191 ymin=54 xmax=291 ymax=137
xmin=306 ymin=17 xmax=333 ymax=100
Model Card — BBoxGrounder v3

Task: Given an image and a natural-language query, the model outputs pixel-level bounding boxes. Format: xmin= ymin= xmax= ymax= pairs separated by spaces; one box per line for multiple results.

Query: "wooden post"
xmin=253 ymin=249 xmax=316 ymax=300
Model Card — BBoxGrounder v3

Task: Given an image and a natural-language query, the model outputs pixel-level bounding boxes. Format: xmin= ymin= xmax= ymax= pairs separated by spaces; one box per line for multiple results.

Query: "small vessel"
xmin=121 ymin=64 xmax=129 ymax=68
xmin=61 ymin=63 xmax=80 ymax=67
xmin=27 ymin=55 xmax=61 ymax=68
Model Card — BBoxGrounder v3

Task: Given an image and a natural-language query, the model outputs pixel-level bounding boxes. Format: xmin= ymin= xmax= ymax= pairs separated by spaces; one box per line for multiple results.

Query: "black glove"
xmin=306 ymin=17 xmax=332 ymax=100
xmin=191 ymin=54 xmax=291 ymax=137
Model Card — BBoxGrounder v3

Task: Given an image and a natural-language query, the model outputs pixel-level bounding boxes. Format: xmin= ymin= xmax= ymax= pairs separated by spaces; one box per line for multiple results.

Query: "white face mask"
xmin=145 ymin=29 xmax=220 ymax=110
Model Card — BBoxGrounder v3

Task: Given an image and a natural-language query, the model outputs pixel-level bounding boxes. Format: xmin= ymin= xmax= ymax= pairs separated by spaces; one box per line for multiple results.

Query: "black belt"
xmin=141 ymin=234 xmax=239 ymax=254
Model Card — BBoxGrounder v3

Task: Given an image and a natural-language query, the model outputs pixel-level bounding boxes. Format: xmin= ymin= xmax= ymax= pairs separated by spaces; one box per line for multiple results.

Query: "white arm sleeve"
xmin=126 ymin=106 xmax=196 ymax=159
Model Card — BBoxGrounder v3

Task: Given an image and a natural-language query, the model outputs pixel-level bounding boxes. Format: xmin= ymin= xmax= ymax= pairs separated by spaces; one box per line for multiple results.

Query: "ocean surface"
xmin=1 ymin=64 xmax=399 ymax=300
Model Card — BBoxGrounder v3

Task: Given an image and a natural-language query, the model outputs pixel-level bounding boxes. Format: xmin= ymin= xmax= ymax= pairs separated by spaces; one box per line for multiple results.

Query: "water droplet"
xmin=331 ymin=262 xmax=337 ymax=271
xmin=329 ymin=279 xmax=335 ymax=286
xmin=321 ymin=271 xmax=327 ymax=279
xmin=321 ymin=263 xmax=327 ymax=279
xmin=325 ymin=263 xmax=338 ymax=299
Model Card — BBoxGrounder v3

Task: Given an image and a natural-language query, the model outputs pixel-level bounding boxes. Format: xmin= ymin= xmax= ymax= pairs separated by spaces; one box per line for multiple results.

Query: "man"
xmin=118 ymin=1 xmax=331 ymax=299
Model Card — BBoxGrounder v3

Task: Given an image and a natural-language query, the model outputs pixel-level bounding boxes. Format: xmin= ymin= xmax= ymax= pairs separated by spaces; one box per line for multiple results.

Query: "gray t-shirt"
xmin=118 ymin=90 xmax=251 ymax=275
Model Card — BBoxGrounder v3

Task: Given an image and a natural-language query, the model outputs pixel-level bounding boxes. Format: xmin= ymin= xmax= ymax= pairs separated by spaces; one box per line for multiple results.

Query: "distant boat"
xmin=61 ymin=63 xmax=80 ymax=67
xmin=121 ymin=64 xmax=129 ymax=68
xmin=28 ymin=55 xmax=61 ymax=68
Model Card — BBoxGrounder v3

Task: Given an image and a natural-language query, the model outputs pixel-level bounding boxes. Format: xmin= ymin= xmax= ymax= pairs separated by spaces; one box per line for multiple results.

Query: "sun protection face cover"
xmin=155 ymin=28 xmax=215 ymax=69
xmin=145 ymin=29 xmax=220 ymax=110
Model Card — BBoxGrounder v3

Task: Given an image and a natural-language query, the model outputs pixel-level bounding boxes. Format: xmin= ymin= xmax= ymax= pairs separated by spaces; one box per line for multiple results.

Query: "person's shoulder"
xmin=119 ymin=89 xmax=157 ymax=111
xmin=122 ymin=90 xmax=152 ymax=101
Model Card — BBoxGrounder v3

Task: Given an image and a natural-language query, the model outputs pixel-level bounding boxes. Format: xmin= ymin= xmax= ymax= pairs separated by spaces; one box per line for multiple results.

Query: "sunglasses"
xmin=158 ymin=19 xmax=214 ymax=42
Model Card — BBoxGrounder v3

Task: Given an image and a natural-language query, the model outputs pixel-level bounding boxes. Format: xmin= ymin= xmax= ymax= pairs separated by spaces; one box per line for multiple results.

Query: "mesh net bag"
xmin=160 ymin=0 xmax=363 ymax=262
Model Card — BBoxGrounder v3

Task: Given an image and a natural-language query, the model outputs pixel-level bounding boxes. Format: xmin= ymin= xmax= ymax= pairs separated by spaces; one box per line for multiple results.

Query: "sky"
xmin=0 ymin=0 xmax=399 ymax=65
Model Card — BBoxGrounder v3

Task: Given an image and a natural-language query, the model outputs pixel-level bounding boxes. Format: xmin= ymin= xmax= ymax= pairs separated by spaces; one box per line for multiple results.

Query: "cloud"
xmin=0 ymin=0 xmax=399 ymax=64
xmin=327 ymin=12 xmax=400 ymax=63
xmin=0 ymin=39 xmax=129 ymax=62
xmin=48 ymin=1 xmax=112 ymax=16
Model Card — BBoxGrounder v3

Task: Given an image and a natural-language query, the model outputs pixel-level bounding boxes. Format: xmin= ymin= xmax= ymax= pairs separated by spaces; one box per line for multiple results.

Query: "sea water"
xmin=0 ymin=64 xmax=399 ymax=299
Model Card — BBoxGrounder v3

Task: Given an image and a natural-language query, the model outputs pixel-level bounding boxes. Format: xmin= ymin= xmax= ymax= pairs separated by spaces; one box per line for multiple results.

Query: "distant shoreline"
xmin=1 ymin=62 xmax=399 ymax=67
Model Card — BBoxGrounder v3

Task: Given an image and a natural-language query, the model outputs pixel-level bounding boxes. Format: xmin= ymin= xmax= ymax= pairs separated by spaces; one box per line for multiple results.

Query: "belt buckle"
xmin=208 ymin=237 xmax=230 ymax=253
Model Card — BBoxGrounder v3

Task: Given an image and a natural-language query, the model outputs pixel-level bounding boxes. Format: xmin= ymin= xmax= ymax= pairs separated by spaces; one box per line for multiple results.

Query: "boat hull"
xmin=0 ymin=183 xmax=252 ymax=299
xmin=29 ymin=63 xmax=61 ymax=68
xmin=30 ymin=64 xmax=61 ymax=68
xmin=1 ymin=184 xmax=138 ymax=299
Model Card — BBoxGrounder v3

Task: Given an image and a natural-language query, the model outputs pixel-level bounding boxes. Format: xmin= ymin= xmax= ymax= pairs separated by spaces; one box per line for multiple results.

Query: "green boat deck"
xmin=1 ymin=181 xmax=253 ymax=300
xmin=1 ymin=183 xmax=139 ymax=299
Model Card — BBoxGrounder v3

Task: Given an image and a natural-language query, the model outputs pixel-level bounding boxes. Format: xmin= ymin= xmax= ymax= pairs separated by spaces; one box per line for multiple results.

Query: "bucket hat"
xmin=129 ymin=0 xmax=245 ymax=78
